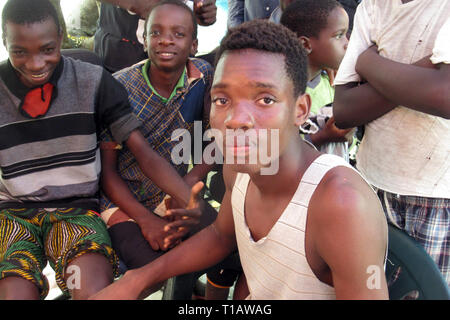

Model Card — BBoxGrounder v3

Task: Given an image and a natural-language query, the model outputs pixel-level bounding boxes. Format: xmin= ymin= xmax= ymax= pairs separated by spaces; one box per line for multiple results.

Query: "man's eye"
xmin=150 ymin=30 xmax=160 ymax=36
xmin=257 ymin=97 xmax=276 ymax=105
xmin=12 ymin=50 xmax=25 ymax=57
xmin=213 ymin=97 xmax=228 ymax=106
xmin=43 ymin=48 xmax=55 ymax=54
xmin=175 ymin=32 xmax=185 ymax=37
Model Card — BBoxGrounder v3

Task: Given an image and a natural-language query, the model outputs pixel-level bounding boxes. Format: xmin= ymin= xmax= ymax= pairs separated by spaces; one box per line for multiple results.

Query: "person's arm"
xmin=193 ymin=0 xmax=217 ymax=26
xmin=125 ymin=130 xmax=191 ymax=208
xmin=334 ymin=52 xmax=447 ymax=128
xmin=97 ymin=68 xmax=192 ymax=211
xmin=227 ymin=0 xmax=244 ymax=28
xmin=99 ymin=0 xmax=217 ymax=25
xmin=100 ymin=144 xmax=172 ymax=251
xmin=89 ymin=165 xmax=238 ymax=300
xmin=355 ymin=47 xmax=450 ymax=119
xmin=98 ymin=0 xmax=158 ymax=18
xmin=309 ymin=116 xmax=354 ymax=147
xmin=333 ymin=82 xmax=396 ymax=129
xmin=332 ymin=0 xmax=397 ymax=129
xmin=308 ymin=166 xmax=389 ymax=299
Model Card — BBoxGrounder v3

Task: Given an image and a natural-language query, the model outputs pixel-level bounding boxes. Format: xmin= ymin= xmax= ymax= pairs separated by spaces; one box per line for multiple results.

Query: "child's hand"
xmin=312 ymin=116 xmax=354 ymax=146
xmin=162 ymin=182 xmax=205 ymax=249
xmin=193 ymin=0 xmax=217 ymax=26
xmin=138 ymin=215 xmax=172 ymax=251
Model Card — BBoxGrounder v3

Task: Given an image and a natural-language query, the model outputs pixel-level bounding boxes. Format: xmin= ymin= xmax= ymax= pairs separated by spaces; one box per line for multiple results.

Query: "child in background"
xmin=281 ymin=0 xmax=354 ymax=161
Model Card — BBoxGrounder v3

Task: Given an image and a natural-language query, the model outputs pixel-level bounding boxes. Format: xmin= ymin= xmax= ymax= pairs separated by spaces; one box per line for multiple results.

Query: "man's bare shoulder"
xmin=308 ymin=165 xmax=386 ymax=237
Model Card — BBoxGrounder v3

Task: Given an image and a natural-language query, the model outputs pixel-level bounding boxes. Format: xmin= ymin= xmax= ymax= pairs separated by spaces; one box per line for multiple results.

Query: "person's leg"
xmin=44 ymin=208 xmax=119 ymax=299
xmin=0 ymin=277 xmax=40 ymax=300
xmin=406 ymin=196 xmax=450 ymax=286
xmin=205 ymin=251 xmax=242 ymax=300
xmin=0 ymin=209 xmax=48 ymax=300
xmin=377 ymin=190 xmax=450 ymax=285
xmin=108 ymin=220 xmax=166 ymax=297
xmin=64 ymin=252 xmax=114 ymax=300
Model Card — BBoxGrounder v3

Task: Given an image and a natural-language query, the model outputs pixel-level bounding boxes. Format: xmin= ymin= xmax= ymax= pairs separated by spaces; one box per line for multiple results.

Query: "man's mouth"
xmin=30 ymin=72 xmax=49 ymax=80
xmin=157 ymin=52 xmax=176 ymax=58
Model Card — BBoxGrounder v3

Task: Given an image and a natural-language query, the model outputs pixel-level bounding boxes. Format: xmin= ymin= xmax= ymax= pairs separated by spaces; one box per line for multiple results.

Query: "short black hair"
xmin=2 ymin=0 xmax=61 ymax=39
xmin=280 ymin=0 xmax=343 ymax=38
xmin=215 ymin=20 xmax=308 ymax=97
xmin=144 ymin=0 xmax=198 ymax=40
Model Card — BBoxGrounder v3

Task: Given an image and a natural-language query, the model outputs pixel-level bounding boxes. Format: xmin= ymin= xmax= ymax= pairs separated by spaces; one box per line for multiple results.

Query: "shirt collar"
xmin=141 ymin=58 xmax=204 ymax=103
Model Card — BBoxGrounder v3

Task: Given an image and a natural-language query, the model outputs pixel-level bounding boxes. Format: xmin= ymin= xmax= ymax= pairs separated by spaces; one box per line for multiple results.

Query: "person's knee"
xmin=65 ymin=252 xmax=114 ymax=300
xmin=0 ymin=277 xmax=40 ymax=300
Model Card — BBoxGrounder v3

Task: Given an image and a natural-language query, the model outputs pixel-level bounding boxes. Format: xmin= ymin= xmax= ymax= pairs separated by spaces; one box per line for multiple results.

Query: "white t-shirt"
xmin=430 ymin=17 xmax=450 ymax=65
xmin=334 ymin=0 xmax=450 ymax=198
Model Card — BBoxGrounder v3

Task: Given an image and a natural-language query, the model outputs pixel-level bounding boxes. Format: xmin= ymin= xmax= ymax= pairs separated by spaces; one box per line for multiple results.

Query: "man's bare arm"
xmin=90 ymin=165 xmax=238 ymax=300
xmin=99 ymin=0 xmax=217 ymax=25
xmin=356 ymin=47 xmax=450 ymax=119
xmin=126 ymin=130 xmax=191 ymax=207
xmin=308 ymin=167 xmax=389 ymax=299
xmin=333 ymin=82 xmax=397 ymax=129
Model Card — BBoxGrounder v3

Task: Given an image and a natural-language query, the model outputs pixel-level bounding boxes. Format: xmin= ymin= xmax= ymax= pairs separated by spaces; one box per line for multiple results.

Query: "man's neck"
xmin=249 ymin=137 xmax=318 ymax=197
xmin=148 ymin=63 xmax=185 ymax=99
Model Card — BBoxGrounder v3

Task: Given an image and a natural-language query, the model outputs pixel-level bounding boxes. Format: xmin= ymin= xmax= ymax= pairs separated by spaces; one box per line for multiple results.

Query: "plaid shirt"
xmin=100 ymin=58 xmax=213 ymax=211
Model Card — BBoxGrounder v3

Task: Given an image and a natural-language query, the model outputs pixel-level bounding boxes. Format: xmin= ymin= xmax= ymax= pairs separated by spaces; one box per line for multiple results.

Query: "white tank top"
xmin=231 ymin=154 xmax=356 ymax=300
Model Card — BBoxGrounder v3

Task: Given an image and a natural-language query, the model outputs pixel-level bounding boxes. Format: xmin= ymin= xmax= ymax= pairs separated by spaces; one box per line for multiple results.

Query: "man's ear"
xmin=294 ymin=93 xmax=311 ymax=127
xmin=191 ymin=38 xmax=198 ymax=56
xmin=299 ymin=36 xmax=312 ymax=55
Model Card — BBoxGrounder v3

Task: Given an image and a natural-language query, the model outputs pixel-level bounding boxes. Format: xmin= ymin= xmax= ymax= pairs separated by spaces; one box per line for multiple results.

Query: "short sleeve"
xmin=334 ymin=0 xmax=376 ymax=85
xmin=430 ymin=18 xmax=450 ymax=65
xmin=96 ymin=69 xmax=141 ymax=144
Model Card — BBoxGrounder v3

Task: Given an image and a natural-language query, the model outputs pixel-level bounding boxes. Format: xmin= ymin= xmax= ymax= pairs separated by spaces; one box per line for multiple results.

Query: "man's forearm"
xmin=333 ymin=82 xmax=396 ymax=128
xmin=132 ymin=225 xmax=235 ymax=294
xmin=356 ymin=51 xmax=450 ymax=119
xmin=126 ymin=131 xmax=191 ymax=207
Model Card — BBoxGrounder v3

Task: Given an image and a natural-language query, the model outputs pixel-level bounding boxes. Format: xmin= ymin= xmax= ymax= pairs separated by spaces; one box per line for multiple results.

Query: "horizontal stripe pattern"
xmin=1 ymin=147 xmax=97 ymax=180
xmin=0 ymin=134 xmax=97 ymax=167
xmin=2 ymin=150 xmax=100 ymax=198
xmin=0 ymin=113 xmax=96 ymax=151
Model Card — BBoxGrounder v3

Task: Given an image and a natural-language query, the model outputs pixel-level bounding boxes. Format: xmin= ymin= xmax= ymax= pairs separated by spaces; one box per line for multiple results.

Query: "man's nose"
xmin=26 ymin=55 xmax=46 ymax=72
xmin=159 ymin=32 xmax=174 ymax=45
xmin=224 ymin=101 xmax=254 ymax=131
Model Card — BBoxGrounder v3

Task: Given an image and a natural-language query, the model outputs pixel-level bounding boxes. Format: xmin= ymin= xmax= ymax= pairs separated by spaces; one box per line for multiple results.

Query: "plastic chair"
xmin=385 ymin=224 xmax=450 ymax=300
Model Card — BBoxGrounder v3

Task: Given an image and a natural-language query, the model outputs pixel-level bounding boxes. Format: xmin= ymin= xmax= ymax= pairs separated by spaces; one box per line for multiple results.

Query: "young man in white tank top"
xmin=91 ymin=20 xmax=388 ymax=300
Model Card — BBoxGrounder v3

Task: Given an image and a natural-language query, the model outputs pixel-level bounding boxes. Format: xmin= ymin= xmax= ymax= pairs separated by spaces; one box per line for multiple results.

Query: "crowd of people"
xmin=0 ymin=0 xmax=448 ymax=300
